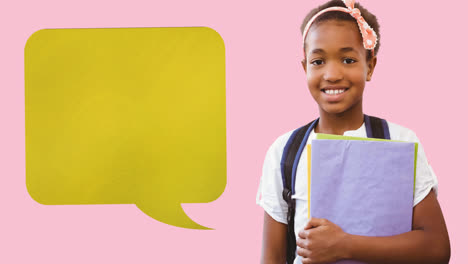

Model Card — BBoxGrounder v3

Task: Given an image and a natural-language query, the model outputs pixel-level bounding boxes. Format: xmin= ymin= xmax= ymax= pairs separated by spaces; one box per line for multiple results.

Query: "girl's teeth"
xmin=325 ymin=89 xmax=345 ymax=95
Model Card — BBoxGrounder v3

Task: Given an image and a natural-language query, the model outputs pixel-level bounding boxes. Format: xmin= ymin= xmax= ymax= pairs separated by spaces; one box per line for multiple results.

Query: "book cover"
xmin=308 ymin=136 xmax=416 ymax=263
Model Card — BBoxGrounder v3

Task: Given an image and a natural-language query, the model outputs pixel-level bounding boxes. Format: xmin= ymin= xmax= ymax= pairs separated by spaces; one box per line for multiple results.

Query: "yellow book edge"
xmin=307 ymin=144 xmax=311 ymax=219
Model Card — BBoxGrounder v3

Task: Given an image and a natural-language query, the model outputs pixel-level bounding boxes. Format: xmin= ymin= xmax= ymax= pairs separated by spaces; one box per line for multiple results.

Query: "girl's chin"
xmin=319 ymin=104 xmax=359 ymax=116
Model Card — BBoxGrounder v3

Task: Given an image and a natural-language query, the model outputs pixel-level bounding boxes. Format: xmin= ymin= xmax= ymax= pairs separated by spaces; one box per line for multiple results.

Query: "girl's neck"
xmin=316 ymin=106 xmax=364 ymax=135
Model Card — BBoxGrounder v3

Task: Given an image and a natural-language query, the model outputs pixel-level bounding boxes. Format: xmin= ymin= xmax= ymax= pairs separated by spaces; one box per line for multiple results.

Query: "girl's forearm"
xmin=342 ymin=230 xmax=450 ymax=264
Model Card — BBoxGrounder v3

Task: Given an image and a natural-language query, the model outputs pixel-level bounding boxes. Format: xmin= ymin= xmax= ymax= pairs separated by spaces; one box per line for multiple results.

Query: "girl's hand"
xmin=296 ymin=217 xmax=351 ymax=264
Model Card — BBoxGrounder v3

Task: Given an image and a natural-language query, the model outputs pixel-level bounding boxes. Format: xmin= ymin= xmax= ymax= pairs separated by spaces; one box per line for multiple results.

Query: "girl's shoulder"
xmin=265 ymin=129 xmax=295 ymax=158
xmin=386 ymin=121 xmax=421 ymax=143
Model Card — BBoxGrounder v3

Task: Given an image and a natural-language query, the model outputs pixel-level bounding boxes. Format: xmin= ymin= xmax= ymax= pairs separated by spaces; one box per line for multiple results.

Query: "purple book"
xmin=309 ymin=139 xmax=415 ymax=264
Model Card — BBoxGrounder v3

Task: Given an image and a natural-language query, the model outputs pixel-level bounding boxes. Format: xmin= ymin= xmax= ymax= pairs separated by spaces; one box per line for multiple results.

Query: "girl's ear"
xmin=301 ymin=59 xmax=307 ymax=73
xmin=366 ymin=56 xmax=377 ymax=81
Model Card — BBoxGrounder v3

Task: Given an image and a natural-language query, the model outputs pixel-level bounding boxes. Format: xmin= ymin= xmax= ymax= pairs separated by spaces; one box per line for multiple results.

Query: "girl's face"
xmin=302 ymin=19 xmax=377 ymax=116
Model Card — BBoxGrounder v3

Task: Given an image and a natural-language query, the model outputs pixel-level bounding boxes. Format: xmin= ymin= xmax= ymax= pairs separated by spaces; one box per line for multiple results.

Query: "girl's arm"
xmin=297 ymin=190 xmax=450 ymax=264
xmin=261 ymin=212 xmax=288 ymax=264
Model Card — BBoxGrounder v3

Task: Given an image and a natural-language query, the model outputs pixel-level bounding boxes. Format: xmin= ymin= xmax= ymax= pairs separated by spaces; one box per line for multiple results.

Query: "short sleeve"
xmin=256 ymin=132 xmax=292 ymax=224
xmin=413 ymin=138 xmax=439 ymax=206
xmin=389 ymin=124 xmax=439 ymax=206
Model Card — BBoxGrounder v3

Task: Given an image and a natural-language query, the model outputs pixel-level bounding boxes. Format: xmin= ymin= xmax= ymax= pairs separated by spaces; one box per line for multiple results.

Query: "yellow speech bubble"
xmin=25 ymin=27 xmax=226 ymax=229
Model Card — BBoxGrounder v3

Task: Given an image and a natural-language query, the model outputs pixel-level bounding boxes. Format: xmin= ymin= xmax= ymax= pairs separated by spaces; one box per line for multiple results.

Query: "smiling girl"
xmin=256 ymin=1 xmax=450 ymax=263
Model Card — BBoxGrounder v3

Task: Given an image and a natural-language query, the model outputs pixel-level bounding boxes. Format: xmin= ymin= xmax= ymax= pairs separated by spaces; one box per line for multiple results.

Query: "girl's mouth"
xmin=321 ymin=88 xmax=348 ymax=95
xmin=320 ymin=88 xmax=349 ymax=102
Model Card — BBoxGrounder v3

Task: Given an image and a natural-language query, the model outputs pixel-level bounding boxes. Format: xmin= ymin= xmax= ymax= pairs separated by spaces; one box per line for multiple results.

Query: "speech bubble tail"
xmin=136 ymin=202 xmax=212 ymax=230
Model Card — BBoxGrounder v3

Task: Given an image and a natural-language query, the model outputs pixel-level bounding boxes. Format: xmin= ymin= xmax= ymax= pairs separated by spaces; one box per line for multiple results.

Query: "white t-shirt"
xmin=256 ymin=121 xmax=438 ymax=264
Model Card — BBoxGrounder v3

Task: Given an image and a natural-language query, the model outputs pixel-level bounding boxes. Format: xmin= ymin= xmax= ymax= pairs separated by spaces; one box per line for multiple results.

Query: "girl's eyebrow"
xmin=310 ymin=47 xmax=357 ymax=56
xmin=311 ymin=48 xmax=325 ymax=55
xmin=340 ymin=47 xmax=356 ymax=53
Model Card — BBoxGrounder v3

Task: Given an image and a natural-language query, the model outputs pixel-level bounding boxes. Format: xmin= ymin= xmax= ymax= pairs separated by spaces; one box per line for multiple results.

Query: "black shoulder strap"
xmin=364 ymin=115 xmax=390 ymax=140
xmin=280 ymin=119 xmax=316 ymax=264
xmin=281 ymin=115 xmax=390 ymax=264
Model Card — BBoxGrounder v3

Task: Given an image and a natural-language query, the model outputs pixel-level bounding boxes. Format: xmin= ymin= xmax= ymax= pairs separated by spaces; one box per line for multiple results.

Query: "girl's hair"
xmin=301 ymin=0 xmax=381 ymax=60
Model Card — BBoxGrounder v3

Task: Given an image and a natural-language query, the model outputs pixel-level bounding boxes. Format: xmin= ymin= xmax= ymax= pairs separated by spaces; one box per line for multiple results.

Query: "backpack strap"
xmin=280 ymin=119 xmax=317 ymax=264
xmin=365 ymin=114 xmax=390 ymax=140
xmin=280 ymin=115 xmax=390 ymax=264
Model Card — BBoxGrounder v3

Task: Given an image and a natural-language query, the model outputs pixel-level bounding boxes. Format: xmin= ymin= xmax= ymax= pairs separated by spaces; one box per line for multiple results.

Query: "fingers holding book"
xmin=297 ymin=217 xmax=351 ymax=263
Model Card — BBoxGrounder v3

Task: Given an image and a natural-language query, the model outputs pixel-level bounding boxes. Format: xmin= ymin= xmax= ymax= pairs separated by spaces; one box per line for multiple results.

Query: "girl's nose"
xmin=323 ymin=63 xmax=343 ymax=82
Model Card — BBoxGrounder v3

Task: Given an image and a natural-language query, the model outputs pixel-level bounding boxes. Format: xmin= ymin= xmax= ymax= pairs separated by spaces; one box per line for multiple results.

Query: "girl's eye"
xmin=343 ymin=58 xmax=356 ymax=64
xmin=311 ymin=59 xmax=324 ymax=66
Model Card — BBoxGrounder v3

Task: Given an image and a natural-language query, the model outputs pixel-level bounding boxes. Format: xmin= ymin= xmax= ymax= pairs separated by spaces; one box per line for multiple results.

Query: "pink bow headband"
xmin=302 ymin=0 xmax=378 ymax=57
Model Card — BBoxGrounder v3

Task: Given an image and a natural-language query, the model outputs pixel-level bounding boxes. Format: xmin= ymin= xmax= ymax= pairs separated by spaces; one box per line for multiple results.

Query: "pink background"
xmin=1 ymin=0 xmax=467 ymax=263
